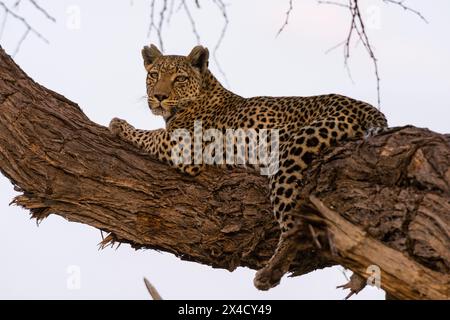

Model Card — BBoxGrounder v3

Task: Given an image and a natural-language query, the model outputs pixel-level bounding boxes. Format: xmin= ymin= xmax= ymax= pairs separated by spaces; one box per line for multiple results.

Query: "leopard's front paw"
xmin=109 ymin=117 xmax=130 ymax=138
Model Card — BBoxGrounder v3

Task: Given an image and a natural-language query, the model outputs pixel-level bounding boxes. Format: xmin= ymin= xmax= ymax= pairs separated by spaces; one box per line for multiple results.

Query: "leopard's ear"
xmin=142 ymin=44 xmax=162 ymax=68
xmin=187 ymin=46 xmax=209 ymax=73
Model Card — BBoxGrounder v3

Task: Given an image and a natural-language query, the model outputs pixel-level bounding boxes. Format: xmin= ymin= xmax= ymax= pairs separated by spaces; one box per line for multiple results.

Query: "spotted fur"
xmin=110 ymin=44 xmax=388 ymax=282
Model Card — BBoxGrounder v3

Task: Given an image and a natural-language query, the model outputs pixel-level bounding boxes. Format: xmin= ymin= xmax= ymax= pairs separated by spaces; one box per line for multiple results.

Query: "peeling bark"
xmin=0 ymin=47 xmax=448 ymax=299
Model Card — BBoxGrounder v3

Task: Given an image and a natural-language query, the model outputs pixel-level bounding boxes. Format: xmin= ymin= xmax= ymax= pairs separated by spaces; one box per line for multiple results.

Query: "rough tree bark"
xmin=0 ymin=47 xmax=448 ymax=299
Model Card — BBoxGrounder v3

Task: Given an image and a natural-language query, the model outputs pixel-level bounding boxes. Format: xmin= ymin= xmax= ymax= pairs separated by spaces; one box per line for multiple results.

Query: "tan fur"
xmin=110 ymin=44 xmax=388 ymax=281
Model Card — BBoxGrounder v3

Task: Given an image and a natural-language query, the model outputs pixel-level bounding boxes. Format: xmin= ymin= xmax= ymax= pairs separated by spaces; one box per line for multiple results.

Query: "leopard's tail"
xmin=361 ymin=103 xmax=388 ymax=137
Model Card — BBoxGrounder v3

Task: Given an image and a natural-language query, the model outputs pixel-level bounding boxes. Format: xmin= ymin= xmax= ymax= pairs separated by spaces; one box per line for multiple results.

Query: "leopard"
xmin=109 ymin=44 xmax=388 ymax=290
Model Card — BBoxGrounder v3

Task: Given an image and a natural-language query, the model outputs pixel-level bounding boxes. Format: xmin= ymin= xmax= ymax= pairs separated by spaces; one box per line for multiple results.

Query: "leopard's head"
xmin=142 ymin=44 xmax=209 ymax=122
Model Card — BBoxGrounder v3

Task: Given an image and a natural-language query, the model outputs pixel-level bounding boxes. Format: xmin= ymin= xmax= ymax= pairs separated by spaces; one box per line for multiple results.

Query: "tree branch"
xmin=27 ymin=0 xmax=56 ymax=22
xmin=320 ymin=0 xmax=427 ymax=108
xmin=143 ymin=277 xmax=163 ymax=300
xmin=383 ymin=0 xmax=428 ymax=23
xmin=0 ymin=47 xmax=448 ymax=299
xmin=276 ymin=0 xmax=293 ymax=37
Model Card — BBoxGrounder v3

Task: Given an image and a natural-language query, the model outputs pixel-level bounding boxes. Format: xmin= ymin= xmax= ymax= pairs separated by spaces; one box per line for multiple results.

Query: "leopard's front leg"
xmin=109 ymin=118 xmax=203 ymax=176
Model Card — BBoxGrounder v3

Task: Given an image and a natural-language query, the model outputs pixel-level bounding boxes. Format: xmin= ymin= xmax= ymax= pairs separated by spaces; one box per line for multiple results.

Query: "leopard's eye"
xmin=149 ymin=72 xmax=159 ymax=79
xmin=175 ymin=75 xmax=188 ymax=82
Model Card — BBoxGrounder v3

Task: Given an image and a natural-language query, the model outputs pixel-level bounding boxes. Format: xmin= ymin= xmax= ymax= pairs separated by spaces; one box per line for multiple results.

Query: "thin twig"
xmin=143 ymin=277 xmax=163 ymax=300
xmin=145 ymin=0 xmax=229 ymax=82
xmin=28 ymin=0 xmax=56 ymax=22
xmin=141 ymin=0 xmax=427 ymax=110
xmin=166 ymin=0 xmax=176 ymax=25
xmin=147 ymin=0 xmax=156 ymax=38
xmin=212 ymin=0 xmax=229 ymax=87
xmin=175 ymin=0 xmax=184 ymax=12
xmin=0 ymin=10 xmax=7 ymax=39
xmin=0 ymin=2 xmax=49 ymax=43
xmin=320 ymin=0 xmax=427 ymax=108
xmin=340 ymin=267 xmax=350 ymax=281
xmin=0 ymin=1 xmax=49 ymax=55
xmin=317 ymin=0 xmax=350 ymax=9
xmin=276 ymin=0 xmax=293 ymax=37
xmin=156 ymin=0 xmax=168 ymax=52
xmin=320 ymin=0 xmax=381 ymax=107
xmin=352 ymin=1 xmax=381 ymax=107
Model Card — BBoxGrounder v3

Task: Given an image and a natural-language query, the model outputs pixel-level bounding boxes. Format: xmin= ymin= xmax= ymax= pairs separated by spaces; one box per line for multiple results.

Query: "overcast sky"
xmin=1 ymin=0 xmax=449 ymax=299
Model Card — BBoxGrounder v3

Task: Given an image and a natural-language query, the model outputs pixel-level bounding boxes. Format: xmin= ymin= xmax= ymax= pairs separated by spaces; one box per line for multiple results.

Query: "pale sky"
xmin=1 ymin=0 xmax=449 ymax=299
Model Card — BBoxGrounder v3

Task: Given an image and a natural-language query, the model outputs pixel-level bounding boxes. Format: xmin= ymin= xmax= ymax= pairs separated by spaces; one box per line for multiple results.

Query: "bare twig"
xmin=142 ymin=0 xmax=427 ymax=106
xmin=147 ymin=0 xmax=157 ymax=40
xmin=319 ymin=0 xmax=427 ymax=108
xmin=383 ymin=0 xmax=428 ymax=23
xmin=211 ymin=0 xmax=229 ymax=87
xmin=276 ymin=0 xmax=293 ymax=37
xmin=340 ymin=267 xmax=350 ymax=282
xmin=0 ymin=1 xmax=50 ymax=56
xmin=0 ymin=10 xmax=7 ymax=39
xmin=157 ymin=0 xmax=168 ymax=52
xmin=146 ymin=0 xmax=229 ymax=82
xmin=143 ymin=277 xmax=163 ymax=300
xmin=317 ymin=1 xmax=350 ymax=9
xmin=166 ymin=0 xmax=176 ymax=25
xmin=352 ymin=1 xmax=381 ymax=107
xmin=28 ymin=0 xmax=56 ymax=22
xmin=320 ymin=0 xmax=381 ymax=107
xmin=13 ymin=27 xmax=30 ymax=56
xmin=182 ymin=0 xmax=201 ymax=44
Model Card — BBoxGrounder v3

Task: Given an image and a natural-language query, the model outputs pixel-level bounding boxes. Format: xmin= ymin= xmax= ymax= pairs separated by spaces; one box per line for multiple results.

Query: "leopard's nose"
xmin=154 ymin=94 xmax=168 ymax=102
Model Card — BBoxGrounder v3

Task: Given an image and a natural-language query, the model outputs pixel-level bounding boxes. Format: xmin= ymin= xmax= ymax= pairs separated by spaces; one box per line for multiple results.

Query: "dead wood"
xmin=0 ymin=47 xmax=448 ymax=299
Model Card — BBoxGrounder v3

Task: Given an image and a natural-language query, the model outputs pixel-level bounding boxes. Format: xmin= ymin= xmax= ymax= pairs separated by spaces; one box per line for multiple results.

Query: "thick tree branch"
xmin=0 ymin=47 xmax=448 ymax=299
xmin=310 ymin=195 xmax=448 ymax=299
xmin=143 ymin=277 xmax=163 ymax=300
